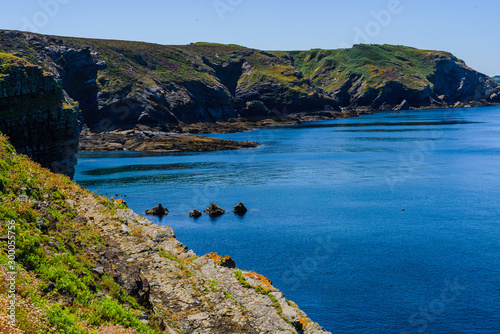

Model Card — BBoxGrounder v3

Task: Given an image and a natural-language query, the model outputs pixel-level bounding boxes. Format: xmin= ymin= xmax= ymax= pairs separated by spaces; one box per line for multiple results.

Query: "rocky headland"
xmin=1 ymin=30 xmax=499 ymax=158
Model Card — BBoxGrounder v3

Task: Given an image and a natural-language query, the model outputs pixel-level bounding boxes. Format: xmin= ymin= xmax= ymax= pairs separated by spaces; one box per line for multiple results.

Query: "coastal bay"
xmin=76 ymin=107 xmax=500 ymax=333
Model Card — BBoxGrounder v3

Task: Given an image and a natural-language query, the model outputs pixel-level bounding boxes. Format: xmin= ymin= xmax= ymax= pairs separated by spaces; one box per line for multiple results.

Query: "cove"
xmin=75 ymin=107 xmax=500 ymax=333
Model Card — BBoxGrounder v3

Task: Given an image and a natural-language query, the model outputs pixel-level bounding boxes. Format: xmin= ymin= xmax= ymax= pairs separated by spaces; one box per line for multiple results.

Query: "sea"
xmin=75 ymin=106 xmax=500 ymax=333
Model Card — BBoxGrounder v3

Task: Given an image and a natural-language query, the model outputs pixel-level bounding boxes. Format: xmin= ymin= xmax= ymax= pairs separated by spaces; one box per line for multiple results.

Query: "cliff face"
xmin=0 ymin=52 xmax=79 ymax=178
xmin=2 ymin=30 xmax=498 ymax=134
xmin=0 ymin=133 xmax=329 ymax=333
xmin=493 ymin=75 xmax=500 ymax=83
xmin=291 ymin=45 xmax=500 ymax=110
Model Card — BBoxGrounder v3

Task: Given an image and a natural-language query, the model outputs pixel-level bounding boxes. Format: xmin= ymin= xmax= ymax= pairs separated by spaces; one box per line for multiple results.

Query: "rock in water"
xmin=145 ymin=204 xmax=169 ymax=216
xmin=204 ymin=203 xmax=225 ymax=218
xmin=394 ymin=99 xmax=410 ymax=111
xmin=233 ymin=202 xmax=248 ymax=215
xmin=189 ymin=209 xmax=202 ymax=218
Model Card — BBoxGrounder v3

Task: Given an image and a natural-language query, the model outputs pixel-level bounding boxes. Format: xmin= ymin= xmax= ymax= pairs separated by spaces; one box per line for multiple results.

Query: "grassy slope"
xmin=287 ymin=44 xmax=451 ymax=93
xmin=493 ymin=75 xmax=500 ymax=83
xmin=1 ymin=32 xmax=458 ymax=101
xmin=57 ymin=38 xmax=314 ymax=97
xmin=0 ymin=52 xmax=31 ymax=86
xmin=0 ymin=133 xmax=158 ymax=334
xmin=4 ymin=31 xmax=494 ymax=116
xmin=0 ymin=53 xmax=31 ymax=71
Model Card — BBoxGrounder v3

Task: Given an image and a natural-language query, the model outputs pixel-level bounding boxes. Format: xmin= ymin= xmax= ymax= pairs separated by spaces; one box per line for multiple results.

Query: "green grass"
xmin=0 ymin=133 xmax=161 ymax=333
xmin=234 ymin=270 xmax=251 ymax=288
xmin=0 ymin=34 xmax=465 ymax=109
xmin=158 ymin=247 xmax=193 ymax=276
xmin=290 ymin=44 xmax=450 ymax=92
xmin=223 ymin=291 xmax=236 ymax=301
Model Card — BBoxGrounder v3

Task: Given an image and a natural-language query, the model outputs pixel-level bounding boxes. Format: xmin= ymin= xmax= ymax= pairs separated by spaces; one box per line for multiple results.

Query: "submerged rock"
xmin=204 ymin=203 xmax=225 ymax=218
xmin=189 ymin=208 xmax=202 ymax=218
xmin=145 ymin=203 xmax=169 ymax=216
xmin=233 ymin=202 xmax=248 ymax=215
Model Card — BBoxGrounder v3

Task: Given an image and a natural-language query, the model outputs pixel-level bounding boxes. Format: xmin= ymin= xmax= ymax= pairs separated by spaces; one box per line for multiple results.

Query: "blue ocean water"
xmin=75 ymin=107 xmax=500 ymax=333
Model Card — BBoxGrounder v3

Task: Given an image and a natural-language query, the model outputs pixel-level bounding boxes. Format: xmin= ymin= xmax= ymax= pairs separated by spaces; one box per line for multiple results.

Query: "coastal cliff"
xmin=1 ymin=30 xmax=499 ymax=137
xmin=0 ymin=52 xmax=79 ymax=178
xmin=0 ymin=133 xmax=328 ymax=333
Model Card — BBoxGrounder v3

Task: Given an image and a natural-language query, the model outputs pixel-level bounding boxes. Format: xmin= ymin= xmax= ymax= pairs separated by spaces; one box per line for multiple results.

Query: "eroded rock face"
xmin=0 ymin=54 xmax=79 ymax=178
xmin=204 ymin=203 xmax=225 ymax=218
xmin=44 ymin=45 xmax=101 ymax=123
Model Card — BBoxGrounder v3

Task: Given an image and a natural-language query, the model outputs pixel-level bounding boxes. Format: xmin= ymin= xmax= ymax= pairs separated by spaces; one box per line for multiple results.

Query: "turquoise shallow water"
xmin=75 ymin=107 xmax=500 ymax=333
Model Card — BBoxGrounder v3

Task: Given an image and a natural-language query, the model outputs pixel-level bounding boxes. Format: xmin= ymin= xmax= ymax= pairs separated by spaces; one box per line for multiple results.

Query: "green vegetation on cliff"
xmin=0 ymin=53 xmax=30 ymax=73
xmin=0 ymin=133 xmax=158 ymax=333
xmin=289 ymin=44 xmax=445 ymax=92
xmin=493 ymin=75 xmax=500 ymax=83
xmin=0 ymin=52 xmax=79 ymax=178
xmin=1 ymin=30 xmax=499 ymax=132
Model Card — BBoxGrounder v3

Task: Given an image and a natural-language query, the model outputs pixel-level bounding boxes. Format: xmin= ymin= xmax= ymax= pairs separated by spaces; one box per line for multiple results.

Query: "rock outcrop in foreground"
xmin=0 ymin=133 xmax=330 ymax=333
xmin=0 ymin=52 xmax=79 ymax=178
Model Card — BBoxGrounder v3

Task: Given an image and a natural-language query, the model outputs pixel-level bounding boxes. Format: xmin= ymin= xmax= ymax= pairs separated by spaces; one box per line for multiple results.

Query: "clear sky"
xmin=1 ymin=0 xmax=499 ymax=75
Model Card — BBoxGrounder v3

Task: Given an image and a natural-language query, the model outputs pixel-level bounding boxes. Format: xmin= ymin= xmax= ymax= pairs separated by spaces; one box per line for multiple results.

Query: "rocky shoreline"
xmin=0 ymin=132 xmax=331 ymax=333
xmin=78 ymin=129 xmax=259 ymax=152
xmin=79 ymin=101 xmax=500 ymax=152
xmin=51 ymin=184 xmax=333 ymax=333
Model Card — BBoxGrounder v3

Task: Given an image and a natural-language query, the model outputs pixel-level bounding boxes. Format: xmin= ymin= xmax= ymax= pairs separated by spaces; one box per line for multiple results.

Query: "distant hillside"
xmin=494 ymin=76 xmax=500 ymax=83
xmin=1 ymin=30 xmax=499 ymax=133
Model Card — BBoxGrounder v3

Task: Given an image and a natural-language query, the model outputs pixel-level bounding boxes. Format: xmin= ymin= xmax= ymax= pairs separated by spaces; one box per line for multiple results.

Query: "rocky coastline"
xmin=0 ymin=132 xmax=330 ymax=333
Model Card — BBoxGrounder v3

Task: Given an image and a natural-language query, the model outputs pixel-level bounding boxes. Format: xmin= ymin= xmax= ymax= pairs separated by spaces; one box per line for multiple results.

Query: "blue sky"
xmin=1 ymin=0 xmax=499 ymax=75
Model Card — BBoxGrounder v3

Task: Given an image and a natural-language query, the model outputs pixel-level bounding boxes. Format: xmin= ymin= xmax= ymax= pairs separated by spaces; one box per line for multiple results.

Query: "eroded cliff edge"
xmin=0 ymin=52 xmax=79 ymax=178
xmin=0 ymin=133 xmax=329 ymax=333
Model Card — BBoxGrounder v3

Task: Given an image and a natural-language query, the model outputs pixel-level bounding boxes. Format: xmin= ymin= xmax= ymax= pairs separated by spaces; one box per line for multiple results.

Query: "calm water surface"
xmin=75 ymin=107 xmax=500 ymax=333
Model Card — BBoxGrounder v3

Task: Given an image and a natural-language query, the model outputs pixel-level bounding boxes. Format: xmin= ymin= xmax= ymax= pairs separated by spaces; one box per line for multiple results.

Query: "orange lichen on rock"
xmin=243 ymin=271 xmax=273 ymax=290
xmin=203 ymin=252 xmax=236 ymax=268
xmin=288 ymin=300 xmax=312 ymax=328
xmin=204 ymin=252 xmax=223 ymax=263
